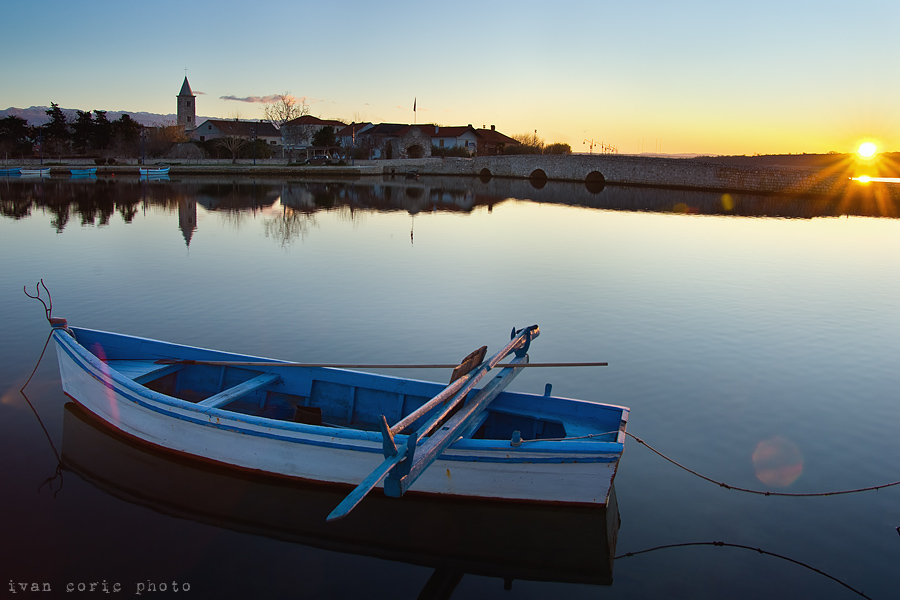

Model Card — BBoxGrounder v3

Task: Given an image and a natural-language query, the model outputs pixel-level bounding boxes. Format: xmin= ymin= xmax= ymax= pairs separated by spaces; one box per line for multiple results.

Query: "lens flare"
xmin=721 ymin=193 xmax=734 ymax=211
xmin=752 ymin=436 xmax=803 ymax=487
xmin=1 ymin=389 xmax=25 ymax=409
xmin=90 ymin=343 xmax=120 ymax=425
xmin=857 ymin=142 xmax=877 ymax=158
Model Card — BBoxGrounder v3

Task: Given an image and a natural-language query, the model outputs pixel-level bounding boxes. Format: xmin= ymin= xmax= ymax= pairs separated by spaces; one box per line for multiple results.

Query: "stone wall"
xmin=17 ymin=152 xmax=889 ymax=199
xmin=376 ymin=154 xmax=858 ymax=197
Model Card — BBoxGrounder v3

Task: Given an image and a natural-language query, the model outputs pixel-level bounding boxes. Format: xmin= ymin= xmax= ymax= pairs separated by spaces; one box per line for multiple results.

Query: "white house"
xmin=191 ymin=119 xmax=281 ymax=146
xmin=427 ymin=125 xmax=479 ymax=154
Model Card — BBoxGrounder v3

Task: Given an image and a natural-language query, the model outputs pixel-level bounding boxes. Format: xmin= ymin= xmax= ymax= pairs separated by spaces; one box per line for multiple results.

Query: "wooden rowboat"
xmin=0 ymin=167 xmax=21 ymax=176
xmin=70 ymin=167 xmax=98 ymax=176
xmin=139 ymin=166 xmax=170 ymax=176
xmin=20 ymin=167 xmax=50 ymax=176
xmin=51 ymin=320 xmax=628 ymax=520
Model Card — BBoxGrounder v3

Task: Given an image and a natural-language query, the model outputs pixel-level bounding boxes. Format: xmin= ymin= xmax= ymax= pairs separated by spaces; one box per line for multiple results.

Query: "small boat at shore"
xmin=20 ymin=167 xmax=50 ymax=176
xmin=70 ymin=167 xmax=98 ymax=176
xmin=139 ymin=166 xmax=170 ymax=177
xmin=50 ymin=321 xmax=628 ymax=521
xmin=0 ymin=167 xmax=21 ymax=176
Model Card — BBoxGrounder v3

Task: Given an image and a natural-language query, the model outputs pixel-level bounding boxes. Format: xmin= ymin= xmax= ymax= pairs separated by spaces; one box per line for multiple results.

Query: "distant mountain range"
xmin=0 ymin=106 xmax=216 ymax=127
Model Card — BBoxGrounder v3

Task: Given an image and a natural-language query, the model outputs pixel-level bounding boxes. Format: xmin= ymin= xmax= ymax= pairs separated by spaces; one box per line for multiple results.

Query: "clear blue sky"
xmin=2 ymin=0 xmax=897 ymax=155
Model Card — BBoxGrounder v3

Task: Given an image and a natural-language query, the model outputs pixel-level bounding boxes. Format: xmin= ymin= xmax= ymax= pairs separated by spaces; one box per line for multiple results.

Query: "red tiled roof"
xmin=370 ymin=124 xmax=477 ymax=138
xmin=357 ymin=123 xmax=409 ymax=136
xmin=285 ymin=115 xmax=346 ymax=128
xmin=427 ymin=126 xmax=476 ymax=138
xmin=199 ymin=119 xmax=280 ymax=137
xmin=336 ymin=122 xmax=372 ymax=137
xmin=475 ymin=128 xmax=519 ymax=145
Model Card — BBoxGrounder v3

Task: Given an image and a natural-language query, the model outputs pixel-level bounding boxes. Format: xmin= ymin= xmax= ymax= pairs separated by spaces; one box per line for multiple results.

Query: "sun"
xmin=857 ymin=142 xmax=878 ymax=158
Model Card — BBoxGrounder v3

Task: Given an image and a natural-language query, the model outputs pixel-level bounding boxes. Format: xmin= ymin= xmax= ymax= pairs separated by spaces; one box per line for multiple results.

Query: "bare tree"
xmin=263 ymin=93 xmax=309 ymax=129
xmin=145 ymin=124 xmax=190 ymax=158
xmin=217 ymin=136 xmax=248 ymax=164
xmin=512 ymin=131 xmax=545 ymax=150
xmin=264 ymin=93 xmax=310 ymax=162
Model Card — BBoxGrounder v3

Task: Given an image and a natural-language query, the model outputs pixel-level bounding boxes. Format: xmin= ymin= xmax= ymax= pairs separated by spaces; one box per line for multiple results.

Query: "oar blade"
xmin=326 ymin=455 xmax=399 ymax=522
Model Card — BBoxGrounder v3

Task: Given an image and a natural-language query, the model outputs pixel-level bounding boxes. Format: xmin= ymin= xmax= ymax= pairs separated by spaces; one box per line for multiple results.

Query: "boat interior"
xmin=108 ymin=359 xmax=577 ymax=442
xmin=58 ymin=322 xmax=623 ymax=445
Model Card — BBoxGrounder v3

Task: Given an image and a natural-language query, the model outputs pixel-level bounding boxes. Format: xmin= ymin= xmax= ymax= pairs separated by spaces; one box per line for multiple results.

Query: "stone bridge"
xmin=379 ymin=154 xmax=858 ymax=197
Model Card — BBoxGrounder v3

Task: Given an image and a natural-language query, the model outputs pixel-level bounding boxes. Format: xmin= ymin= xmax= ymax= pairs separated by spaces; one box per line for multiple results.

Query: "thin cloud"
xmin=220 ymin=94 xmax=283 ymax=104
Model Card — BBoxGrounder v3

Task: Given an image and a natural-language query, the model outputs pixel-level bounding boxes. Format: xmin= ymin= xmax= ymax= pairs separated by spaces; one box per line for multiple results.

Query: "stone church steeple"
xmin=177 ymin=77 xmax=196 ymax=132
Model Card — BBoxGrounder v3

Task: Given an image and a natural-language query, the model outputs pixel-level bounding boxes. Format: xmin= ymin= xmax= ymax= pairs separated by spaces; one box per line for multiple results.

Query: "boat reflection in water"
xmin=61 ymin=402 xmax=619 ymax=591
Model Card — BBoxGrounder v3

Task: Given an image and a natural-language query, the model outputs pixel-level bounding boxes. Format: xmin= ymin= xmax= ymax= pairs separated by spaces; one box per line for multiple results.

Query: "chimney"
xmin=491 ymin=125 xmax=495 ymax=131
xmin=434 ymin=125 xmax=439 ymax=134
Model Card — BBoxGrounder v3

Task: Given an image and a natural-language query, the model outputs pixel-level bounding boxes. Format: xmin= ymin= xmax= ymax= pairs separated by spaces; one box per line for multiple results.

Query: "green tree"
xmin=44 ymin=102 xmax=71 ymax=155
xmin=92 ymin=110 xmax=112 ymax=151
xmin=72 ymin=110 xmax=94 ymax=153
xmin=0 ymin=116 xmax=33 ymax=158
xmin=311 ymin=126 xmax=336 ymax=148
xmin=544 ymin=143 xmax=571 ymax=155
xmin=111 ymin=114 xmax=141 ymax=157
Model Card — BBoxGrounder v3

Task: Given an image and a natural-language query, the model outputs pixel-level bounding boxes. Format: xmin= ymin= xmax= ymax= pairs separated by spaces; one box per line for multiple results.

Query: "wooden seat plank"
xmin=197 ymin=373 xmax=281 ymax=409
xmin=106 ymin=360 xmax=183 ymax=384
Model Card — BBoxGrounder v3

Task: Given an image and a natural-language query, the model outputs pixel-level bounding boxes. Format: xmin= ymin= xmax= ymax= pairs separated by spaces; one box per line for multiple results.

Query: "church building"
xmin=177 ymin=77 xmax=196 ymax=133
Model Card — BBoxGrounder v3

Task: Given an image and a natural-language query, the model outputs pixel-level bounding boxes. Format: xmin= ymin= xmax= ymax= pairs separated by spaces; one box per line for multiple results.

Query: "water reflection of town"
xmin=2 ymin=174 xmax=898 ymax=246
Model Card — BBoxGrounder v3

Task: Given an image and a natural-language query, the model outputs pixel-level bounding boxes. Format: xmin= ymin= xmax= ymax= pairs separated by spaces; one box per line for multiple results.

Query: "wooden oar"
xmin=152 ymin=359 xmax=607 ymax=369
xmin=326 ymin=325 xmax=539 ymax=522
xmin=384 ymin=355 xmax=529 ymax=499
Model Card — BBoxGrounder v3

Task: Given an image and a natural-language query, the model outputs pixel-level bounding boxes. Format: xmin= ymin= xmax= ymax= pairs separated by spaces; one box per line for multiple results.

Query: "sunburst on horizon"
xmin=857 ymin=141 xmax=878 ymax=159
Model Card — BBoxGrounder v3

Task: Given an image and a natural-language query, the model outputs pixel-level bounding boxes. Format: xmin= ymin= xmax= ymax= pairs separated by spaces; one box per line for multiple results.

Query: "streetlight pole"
xmin=252 ymin=121 xmax=258 ymax=166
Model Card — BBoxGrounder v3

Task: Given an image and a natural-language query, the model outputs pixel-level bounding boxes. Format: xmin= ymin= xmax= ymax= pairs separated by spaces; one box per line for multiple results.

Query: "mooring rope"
xmin=615 ymin=540 xmax=873 ymax=599
xmin=517 ymin=431 xmax=621 ymax=443
xmin=626 ymin=431 xmax=900 ymax=497
xmin=19 ymin=329 xmax=65 ymax=497
xmin=23 ymin=279 xmax=54 ymax=325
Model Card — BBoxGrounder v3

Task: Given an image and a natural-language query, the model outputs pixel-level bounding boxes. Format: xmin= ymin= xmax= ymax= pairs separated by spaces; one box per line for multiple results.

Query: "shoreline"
xmin=4 ymin=154 xmax=897 ymax=198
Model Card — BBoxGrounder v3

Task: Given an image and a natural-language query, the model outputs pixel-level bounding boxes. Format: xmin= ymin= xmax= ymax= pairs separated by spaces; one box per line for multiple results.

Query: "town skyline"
xmin=2 ymin=1 xmax=897 ymax=157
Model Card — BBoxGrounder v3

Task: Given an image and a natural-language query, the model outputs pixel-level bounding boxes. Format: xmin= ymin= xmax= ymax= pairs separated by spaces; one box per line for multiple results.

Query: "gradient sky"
xmin=2 ymin=0 xmax=897 ymax=156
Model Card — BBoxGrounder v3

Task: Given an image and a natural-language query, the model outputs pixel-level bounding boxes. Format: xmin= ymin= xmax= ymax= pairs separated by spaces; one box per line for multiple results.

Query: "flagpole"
xmin=413 ymin=97 xmax=416 ymax=124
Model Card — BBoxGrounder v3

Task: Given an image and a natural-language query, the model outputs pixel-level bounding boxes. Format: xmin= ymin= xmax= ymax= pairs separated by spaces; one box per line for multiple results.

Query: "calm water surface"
xmin=1 ymin=174 xmax=899 ymax=599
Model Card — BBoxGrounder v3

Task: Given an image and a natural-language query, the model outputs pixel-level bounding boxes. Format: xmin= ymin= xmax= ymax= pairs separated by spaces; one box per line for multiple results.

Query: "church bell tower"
xmin=177 ymin=76 xmax=196 ymax=132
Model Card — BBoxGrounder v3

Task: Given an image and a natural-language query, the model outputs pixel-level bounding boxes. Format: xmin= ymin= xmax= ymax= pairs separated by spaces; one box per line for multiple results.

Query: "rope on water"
xmin=626 ymin=431 xmax=900 ymax=497
xmin=20 ymin=328 xmax=65 ymax=497
xmin=616 ymin=540 xmax=873 ymax=599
